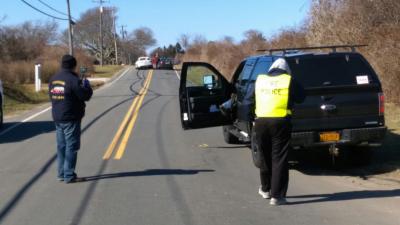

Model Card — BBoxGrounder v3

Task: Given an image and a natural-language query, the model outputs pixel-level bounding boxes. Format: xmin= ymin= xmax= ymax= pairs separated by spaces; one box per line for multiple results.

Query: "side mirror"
xmin=203 ymin=74 xmax=216 ymax=89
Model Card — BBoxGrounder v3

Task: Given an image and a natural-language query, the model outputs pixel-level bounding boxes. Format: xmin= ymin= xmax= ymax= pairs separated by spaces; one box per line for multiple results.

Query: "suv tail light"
xmin=378 ymin=92 xmax=384 ymax=116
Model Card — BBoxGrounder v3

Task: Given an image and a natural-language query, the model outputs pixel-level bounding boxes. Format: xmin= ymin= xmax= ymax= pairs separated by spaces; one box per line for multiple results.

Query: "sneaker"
xmin=65 ymin=176 xmax=84 ymax=184
xmin=57 ymin=177 xmax=64 ymax=182
xmin=270 ymin=198 xmax=287 ymax=206
xmin=258 ymin=186 xmax=271 ymax=199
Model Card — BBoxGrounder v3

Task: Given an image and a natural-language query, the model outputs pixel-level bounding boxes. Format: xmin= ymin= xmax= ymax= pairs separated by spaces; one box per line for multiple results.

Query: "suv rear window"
xmin=250 ymin=59 xmax=272 ymax=81
xmin=287 ymin=54 xmax=378 ymax=88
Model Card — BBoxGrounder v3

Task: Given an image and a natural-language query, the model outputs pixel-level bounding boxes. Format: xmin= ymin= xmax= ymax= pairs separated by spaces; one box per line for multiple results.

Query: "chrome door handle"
xmin=320 ymin=104 xmax=337 ymax=111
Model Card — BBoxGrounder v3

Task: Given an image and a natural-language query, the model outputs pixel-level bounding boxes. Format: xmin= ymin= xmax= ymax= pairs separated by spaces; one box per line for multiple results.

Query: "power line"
xmin=20 ymin=0 xmax=68 ymax=21
xmin=37 ymin=0 xmax=76 ymax=21
xmin=37 ymin=0 xmax=67 ymax=17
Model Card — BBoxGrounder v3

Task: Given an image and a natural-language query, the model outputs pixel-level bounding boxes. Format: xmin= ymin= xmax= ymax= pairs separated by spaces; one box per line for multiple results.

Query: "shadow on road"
xmin=289 ymin=130 xmax=400 ymax=179
xmin=0 ymin=121 xmax=55 ymax=144
xmin=0 ymin=96 xmax=134 ymax=223
xmin=288 ymin=189 xmax=400 ymax=205
xmin=202 ymin=145 xmax=249 ymax=149
xmin=78 ymin=169 xmax=215 ymax=182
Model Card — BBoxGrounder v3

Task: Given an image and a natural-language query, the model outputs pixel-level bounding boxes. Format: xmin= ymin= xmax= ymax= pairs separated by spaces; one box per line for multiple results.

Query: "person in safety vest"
xmin=252 ymin=58 xmax=305 ymax=205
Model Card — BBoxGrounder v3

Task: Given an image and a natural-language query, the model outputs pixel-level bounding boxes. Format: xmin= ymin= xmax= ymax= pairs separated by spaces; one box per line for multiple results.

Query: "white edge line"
xmin=174 ymin=70 xmax=180 ymax=80
xmin=0 ymin=66 xmax=132 ymax=137
xmin=106 ymin=66 xmax=131 ymax=87
xmin=0 ymin=106 xmax=52 ymax=136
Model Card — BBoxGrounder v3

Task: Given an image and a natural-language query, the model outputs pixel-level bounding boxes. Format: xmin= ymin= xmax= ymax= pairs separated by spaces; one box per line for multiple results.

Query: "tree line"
xmin=180 ymin=0 xmax=400 ymax=102
xmin=0 ymin=7 xmax=157 ymax=84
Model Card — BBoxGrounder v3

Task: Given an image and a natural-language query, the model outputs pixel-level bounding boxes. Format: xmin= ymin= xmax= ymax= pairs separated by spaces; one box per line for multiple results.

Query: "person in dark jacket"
xmin=252 ymin=58 xmax=305 ymax=205
xmin=49 ymin=55 xmax=93 ymax=183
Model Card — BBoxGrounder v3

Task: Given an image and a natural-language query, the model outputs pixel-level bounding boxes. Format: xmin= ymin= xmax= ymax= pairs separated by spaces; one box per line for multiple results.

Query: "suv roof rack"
xmin=257 ymin=44 xmax=368 ymax=55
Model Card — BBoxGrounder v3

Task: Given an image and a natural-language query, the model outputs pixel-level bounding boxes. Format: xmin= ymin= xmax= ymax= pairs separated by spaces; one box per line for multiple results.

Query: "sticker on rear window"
xmin=356 ymin=75 xmax=369 ymax=84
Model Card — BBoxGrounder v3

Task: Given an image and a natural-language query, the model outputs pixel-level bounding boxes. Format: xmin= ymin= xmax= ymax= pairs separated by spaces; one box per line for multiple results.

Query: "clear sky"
xmin=0 ymin=0 xmax=311 ymax=49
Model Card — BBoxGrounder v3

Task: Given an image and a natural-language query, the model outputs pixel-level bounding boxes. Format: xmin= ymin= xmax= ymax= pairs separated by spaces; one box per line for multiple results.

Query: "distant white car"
xmin=135 ymin=57 xmax=152 ymax=70
xmin=0 ymin=79 xmax=3 ymax=127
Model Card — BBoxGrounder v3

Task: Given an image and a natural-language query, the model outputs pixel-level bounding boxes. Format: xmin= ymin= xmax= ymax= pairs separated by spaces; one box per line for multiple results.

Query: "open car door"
xmin=179 ymin=62 xmax=232 ymax=129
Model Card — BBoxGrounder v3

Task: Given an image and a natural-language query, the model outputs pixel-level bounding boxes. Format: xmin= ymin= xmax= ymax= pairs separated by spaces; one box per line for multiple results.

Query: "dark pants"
xmin=254 ymin=118 xmax=291 ymax=199
xmin=55 ymin=121 xmax=81 ymax=182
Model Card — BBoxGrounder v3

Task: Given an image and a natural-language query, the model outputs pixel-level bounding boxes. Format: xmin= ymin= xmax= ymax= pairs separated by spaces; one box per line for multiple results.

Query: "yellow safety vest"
xmin=255 ymin=73 xmax=292 ymax=118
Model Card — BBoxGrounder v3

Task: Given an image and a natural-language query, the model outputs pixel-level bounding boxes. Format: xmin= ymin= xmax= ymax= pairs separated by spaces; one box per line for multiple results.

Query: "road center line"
xmin=102 ymin=70 xmax=152 ymax=160
xmin=114 ymin=70 xmax=153 ymax=160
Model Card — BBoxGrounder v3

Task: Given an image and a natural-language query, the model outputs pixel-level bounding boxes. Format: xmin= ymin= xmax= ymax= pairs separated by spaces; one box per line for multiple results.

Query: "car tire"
xmin=348 ymin=146 xmax=372 ymax=166
xmin=331 ymin=146 xmax=372 ymax=167
xmin=222 ymin=126 xmax=240 ymax=144
xmin=251 ymin=128 xmax=266 ymax=169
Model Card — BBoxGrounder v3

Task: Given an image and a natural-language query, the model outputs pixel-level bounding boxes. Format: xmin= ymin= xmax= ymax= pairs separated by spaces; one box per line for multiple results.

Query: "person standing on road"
xmin=152 ymin=53 xmax=159 ymax=69
xmin=253 ymin=58 xmax=305 ymax=205
xmin=49 ymin=55 xmax=93 ymax=183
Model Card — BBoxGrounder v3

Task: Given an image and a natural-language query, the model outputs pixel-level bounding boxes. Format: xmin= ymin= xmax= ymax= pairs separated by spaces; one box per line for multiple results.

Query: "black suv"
xmin=179 ymin=45 xmax=386 ymax=163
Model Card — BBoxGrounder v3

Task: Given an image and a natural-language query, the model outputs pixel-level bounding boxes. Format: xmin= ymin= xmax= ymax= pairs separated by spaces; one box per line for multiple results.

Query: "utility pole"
xmin=93 ymin=0 xmax=108 ymax=66
xmin=119 ymin=25 xmax=127 ymax=64
xmin=111 ymin=8 xmax=118 ymax=65
xmin=120 ymin=25 xmax=126 ymax=40
xmin=66 ymin=0 xmax=74 ymax=55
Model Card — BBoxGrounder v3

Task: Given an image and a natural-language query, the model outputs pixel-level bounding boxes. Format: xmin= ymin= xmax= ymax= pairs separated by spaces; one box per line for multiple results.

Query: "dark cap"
xmin=61 ymin=54 xmax=77 ymax=69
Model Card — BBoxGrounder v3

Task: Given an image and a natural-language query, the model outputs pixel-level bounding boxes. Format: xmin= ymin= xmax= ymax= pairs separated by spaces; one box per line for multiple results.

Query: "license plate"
xmin=319 ymin=132 xmax=340 ymax=142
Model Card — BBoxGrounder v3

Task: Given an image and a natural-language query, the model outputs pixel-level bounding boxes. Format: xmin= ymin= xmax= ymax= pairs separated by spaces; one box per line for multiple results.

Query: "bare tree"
xmin=70 ymin=7 xmax=116 ymax=64
xmin=178 ymin=34 xmax=191 ymax=50
xmin=0 ymin=21 xmax=57 ymax=61
xmin=119 ymin=27 xmax=156 ymax=64
xmin=241 ymin=29 xmax=268 ymax=53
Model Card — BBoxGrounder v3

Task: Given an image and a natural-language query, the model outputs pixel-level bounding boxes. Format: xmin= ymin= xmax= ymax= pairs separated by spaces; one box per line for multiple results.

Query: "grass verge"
xmin=92 ymin=65 xmax=124 ymax=78
xmin=3 ymin=65 xmax=126 ymax=117
xmin=3 ymin=84 xmax=49 ymax=116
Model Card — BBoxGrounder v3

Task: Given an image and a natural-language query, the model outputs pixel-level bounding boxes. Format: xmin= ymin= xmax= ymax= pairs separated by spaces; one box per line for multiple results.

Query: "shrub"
xmin=181 ymin=0 xmax=400 ymax=102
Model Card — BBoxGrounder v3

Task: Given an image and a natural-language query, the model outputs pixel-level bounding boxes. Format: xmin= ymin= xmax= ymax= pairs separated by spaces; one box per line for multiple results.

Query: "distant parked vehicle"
xmin=135 ymin=57 xmax=152 ymax=70
xmin=0 ymin=79 xmax=3 ymax=128
xmin=158 ymin=57 xmax=174 ymax=70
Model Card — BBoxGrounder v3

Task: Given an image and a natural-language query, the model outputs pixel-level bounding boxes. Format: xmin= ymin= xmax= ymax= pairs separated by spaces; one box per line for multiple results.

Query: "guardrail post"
xmin=35 ymin=64 xmax=41 ymax=92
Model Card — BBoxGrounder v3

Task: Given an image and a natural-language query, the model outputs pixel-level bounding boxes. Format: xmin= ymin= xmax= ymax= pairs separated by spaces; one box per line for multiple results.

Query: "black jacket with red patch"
xmin=49 ymin=69 xmax=93 ymax=122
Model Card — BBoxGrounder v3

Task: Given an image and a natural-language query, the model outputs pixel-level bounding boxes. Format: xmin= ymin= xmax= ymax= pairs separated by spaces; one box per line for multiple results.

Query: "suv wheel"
xmin=222 ymin=126 xmax=240 ymax=144
xmin=346 ymin=146 xmax=372 ymax=166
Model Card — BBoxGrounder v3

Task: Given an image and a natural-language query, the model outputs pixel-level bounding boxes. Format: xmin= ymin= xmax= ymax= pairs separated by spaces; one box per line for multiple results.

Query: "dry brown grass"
xmin=306 ymin=0 xmax=400 ymax=103
xmin=181 ymin=27 xmax=308 ymax=81
xmin=0 ymin=46 xmax=95 ymax=85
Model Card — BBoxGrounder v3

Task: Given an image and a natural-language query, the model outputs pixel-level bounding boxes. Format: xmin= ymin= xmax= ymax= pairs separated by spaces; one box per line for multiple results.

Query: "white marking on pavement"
xmin=106 ymin=67 xmax=132 ymax=87
xmin=0 ymin=67 xmax=133 ymax=137
xmin=21 ymin=107 xmax=52 ymax=122
xmin=174 ymin=70 xmax=180 ymax=80
xmin=0 ymin=106 xmax=52 ymax=136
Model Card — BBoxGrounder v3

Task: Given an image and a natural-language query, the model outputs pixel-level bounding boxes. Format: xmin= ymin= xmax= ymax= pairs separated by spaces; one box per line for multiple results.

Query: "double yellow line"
xmin=103 ymin=70 xmax=154 ymax=160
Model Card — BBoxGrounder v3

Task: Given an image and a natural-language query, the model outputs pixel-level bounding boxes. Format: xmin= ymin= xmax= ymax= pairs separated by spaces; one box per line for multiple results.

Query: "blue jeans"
xmin=55 ymin=121 xmax=81 ymax=182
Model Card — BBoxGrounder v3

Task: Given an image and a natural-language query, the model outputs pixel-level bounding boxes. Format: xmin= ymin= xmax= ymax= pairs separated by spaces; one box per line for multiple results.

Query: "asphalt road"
xmin=0 ymin=68 xmax=399 ymax=225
